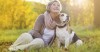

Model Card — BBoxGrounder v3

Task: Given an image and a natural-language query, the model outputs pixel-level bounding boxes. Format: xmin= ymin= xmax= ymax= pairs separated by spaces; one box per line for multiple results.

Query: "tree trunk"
xmin=94 ymin=0 xmax=100 ymax=28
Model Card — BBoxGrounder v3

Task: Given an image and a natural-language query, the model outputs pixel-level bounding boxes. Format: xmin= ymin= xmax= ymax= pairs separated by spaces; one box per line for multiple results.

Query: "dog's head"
xmin=57 ymin=13 xmax=72 ymax=33
xmin=56 ymin=13 xmax=70 ymax=27
xmin=59 ymin=13 xmax=70 ymax=23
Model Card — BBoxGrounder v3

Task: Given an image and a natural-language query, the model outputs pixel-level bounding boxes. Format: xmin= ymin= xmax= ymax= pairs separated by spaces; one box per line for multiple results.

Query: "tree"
xmin=94 ymin=0 xmax=100 ymax=28
xmin=0 ymin=0 xmax=46 ymax=29
xmin=60 ymin=0 xmax=94 ymax=27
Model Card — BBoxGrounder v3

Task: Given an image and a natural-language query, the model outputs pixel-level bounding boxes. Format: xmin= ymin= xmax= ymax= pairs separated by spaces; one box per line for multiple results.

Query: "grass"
xmin=0 ymin=27 xmax=100 ymax=52
xmin=0 ymin=29 xmax=29 ymax=42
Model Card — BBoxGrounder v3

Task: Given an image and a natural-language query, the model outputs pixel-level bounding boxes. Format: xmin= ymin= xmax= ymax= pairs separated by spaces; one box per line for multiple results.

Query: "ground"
xmin=0 ymin=27 xmax=100 ymax=52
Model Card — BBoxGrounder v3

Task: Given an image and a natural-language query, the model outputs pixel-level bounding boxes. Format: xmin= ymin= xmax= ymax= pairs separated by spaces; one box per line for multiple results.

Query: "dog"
xmin=56 ymin=13 xmax=83 ymax=50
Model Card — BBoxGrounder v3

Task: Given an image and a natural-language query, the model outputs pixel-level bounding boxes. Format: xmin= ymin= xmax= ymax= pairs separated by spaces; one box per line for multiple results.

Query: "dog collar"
xmin=57 ymin=24 xmax=66 ymax=28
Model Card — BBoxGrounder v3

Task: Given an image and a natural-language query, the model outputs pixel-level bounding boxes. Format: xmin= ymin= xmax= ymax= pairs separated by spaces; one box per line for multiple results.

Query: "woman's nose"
xmin=55 ymin=5 xmax=59 ymax=8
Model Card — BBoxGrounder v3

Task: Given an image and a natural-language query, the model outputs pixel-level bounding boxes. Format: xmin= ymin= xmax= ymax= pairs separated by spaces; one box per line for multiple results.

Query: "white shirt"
xmin=42 ymin=28 xmax=54 ymax=45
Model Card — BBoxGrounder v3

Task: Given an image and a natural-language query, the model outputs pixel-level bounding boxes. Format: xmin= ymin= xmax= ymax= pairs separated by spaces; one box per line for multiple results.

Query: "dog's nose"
xmin=63 ymin=21 xmax=66 ymax=23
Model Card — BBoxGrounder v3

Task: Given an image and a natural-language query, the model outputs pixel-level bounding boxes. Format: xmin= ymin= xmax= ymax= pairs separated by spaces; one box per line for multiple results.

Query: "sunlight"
xmin=70 ymin=0 xmax=88 ymax=7
xmin=70 ymin=0 xmax=74 ymax=6
xmin=25 ymin=0 xmax=41 ymax=2
xmin=25 ymin=0 xmax=50 ymax=5
xmin=77 ymin=0 xmax=83 ymax=5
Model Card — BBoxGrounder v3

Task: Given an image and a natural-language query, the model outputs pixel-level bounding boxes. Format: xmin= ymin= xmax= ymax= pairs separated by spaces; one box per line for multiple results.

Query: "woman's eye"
xmin=53 ymin=4 xmax=56 ymax=6
xmin=58 ymin=5 xmax=60 ymax=6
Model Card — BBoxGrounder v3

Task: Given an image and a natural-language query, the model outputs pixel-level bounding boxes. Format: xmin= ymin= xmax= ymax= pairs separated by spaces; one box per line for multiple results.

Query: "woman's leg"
xmin=14 ymin=33 xmax=33 ymax=46
xmin=9 ymin=33 xmax=33 ymax=51
xmin=15 ymin=38 xmax=44 ymax=50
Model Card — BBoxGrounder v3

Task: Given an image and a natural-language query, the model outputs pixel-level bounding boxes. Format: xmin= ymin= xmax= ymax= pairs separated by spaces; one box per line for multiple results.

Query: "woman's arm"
xmin=28 ymin=14 xmax=44 ymax=38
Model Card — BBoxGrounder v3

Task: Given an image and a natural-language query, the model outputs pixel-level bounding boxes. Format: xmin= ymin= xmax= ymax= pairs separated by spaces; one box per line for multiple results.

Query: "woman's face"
xmin=50 ymin=2 xmax=61 ymax=13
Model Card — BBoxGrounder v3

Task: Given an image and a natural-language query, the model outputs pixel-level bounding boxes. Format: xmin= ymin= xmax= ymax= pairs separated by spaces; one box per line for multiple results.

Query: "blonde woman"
xmin=9 ymin=0 xmax=62 ymax=52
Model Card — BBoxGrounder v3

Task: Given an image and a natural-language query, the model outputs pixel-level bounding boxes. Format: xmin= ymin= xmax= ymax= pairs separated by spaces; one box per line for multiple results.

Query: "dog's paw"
xmin=64 ymin=48 xmax=68 ymax=51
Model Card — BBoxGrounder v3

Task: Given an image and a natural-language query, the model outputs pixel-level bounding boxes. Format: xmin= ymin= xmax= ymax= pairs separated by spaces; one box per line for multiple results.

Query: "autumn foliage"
xmin=0 ymin=0 xmax=46 ymax=29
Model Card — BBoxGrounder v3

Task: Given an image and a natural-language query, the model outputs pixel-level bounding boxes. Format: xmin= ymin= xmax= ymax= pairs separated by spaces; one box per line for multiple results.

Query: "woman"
xmin=9 ymin=0 xmax=62 ymax=51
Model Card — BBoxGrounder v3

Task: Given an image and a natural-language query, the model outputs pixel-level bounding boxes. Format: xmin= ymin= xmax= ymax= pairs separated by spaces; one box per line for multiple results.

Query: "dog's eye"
xmin=61 ymin=14 xmax=64 ymax=16
xmin=66 ymin=16 xmax=69 ymax=17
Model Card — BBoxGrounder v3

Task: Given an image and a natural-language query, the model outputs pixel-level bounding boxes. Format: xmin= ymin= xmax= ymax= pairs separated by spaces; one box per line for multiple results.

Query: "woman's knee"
xmin=30 ymin=38 xmax=44 ymax=48
xmin=30 ymin=38 xmax=44 ymax=45
xmin=21 ymin=33 xmax=33 ymax=41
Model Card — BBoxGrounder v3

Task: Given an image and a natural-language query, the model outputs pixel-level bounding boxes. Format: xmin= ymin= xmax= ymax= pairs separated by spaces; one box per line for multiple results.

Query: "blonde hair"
xmin=46 ymin=0 xmax=62 ymax=12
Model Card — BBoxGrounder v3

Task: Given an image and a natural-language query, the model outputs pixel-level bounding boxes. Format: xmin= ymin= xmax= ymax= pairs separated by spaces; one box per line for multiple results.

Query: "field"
xmin=0 ymin=27 xmax=100 ymax=52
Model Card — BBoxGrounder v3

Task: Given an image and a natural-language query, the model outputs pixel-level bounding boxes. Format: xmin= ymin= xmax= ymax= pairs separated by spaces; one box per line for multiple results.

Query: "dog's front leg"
xmin=65 ymin=38 xmax=70 ymax=50
xmin=57 ymin=39 xmax=61 ymax=48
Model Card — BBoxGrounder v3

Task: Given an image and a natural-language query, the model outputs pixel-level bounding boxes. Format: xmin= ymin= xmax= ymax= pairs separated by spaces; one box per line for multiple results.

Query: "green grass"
xmin=0 ymin=29 xmax=29 ymax=42
xmin=0 ymin=27 xmax=100 ymax=52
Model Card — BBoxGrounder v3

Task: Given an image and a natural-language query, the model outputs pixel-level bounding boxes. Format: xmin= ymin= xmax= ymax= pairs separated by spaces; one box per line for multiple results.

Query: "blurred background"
xmin=0 ymin=0 xmax=100 ymax=52
xmin=0 ymin=0 xmax=97 ymax=29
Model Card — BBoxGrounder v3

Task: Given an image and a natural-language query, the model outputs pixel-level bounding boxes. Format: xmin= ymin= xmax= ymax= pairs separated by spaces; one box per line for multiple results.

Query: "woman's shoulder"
xmin=36 ymin=14 xmax=44 ymax=23
xmin=38 ymin=14 xmax=44 ymax=19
